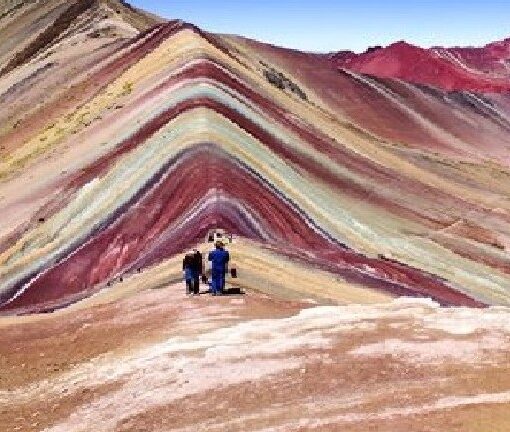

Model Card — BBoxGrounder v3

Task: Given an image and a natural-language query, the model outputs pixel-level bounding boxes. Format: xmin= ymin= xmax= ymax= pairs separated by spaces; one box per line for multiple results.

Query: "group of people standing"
xmin=182 ymin=240 xmax=230 ymax=296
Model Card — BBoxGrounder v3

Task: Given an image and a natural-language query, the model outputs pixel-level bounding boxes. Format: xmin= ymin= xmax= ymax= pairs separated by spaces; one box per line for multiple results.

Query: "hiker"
xmin=182 ymin=249 xmax=202 ymax=295
xmin=192 ymin=248 xmax=203 ymax=294
xmin=208 ymin=240 xmax=229 ymax=295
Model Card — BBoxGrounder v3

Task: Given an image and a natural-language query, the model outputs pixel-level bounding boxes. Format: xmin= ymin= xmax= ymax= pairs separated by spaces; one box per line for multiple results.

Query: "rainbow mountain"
xmin=1 ymin=0 xmax=510 ymax=314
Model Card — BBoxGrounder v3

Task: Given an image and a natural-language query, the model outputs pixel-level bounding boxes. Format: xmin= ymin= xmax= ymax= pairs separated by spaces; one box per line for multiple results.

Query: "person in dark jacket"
xmin=182 ymin=250 xmax=195 ymax=295
xmin=208 ymin=241 xmax=229 ymax=295
xmin=192 ymin=249 xmax=203 ymax=294
xmin=182 ymin=249 xmax=202 ymax=295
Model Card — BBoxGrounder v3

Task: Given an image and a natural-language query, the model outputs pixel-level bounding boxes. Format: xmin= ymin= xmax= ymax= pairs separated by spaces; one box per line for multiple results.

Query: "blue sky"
xmin=129 ymin=0 xmax=510 ymax=53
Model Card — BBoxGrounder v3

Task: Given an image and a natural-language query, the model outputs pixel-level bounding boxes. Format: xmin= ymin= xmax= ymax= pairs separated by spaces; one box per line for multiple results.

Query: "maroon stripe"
xmin=0 ymin=21 xmax=179 ymax=154
xmin=0 ymin=147 xmax=482 ymax=314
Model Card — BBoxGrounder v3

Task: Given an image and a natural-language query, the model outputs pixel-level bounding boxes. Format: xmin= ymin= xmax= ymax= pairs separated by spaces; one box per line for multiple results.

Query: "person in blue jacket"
xmin=208 ymin=240 xmax=230 ymax=295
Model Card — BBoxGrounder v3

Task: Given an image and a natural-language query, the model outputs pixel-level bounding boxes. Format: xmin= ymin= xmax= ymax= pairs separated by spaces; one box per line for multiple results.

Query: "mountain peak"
xmin=0 ymin=0 xmax=164 ymax=77
xmin=387 ymin=40 xmax=413 ymax=48
xmin=332 ymin=36 xmax=510 ymax=92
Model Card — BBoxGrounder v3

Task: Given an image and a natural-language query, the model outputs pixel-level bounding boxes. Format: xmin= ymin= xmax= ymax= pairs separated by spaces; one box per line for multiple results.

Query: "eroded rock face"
xmin=0 ymin=4 xmax=510 ymax=315
xmin=331 ymin=39 xmax=510 ymax=92
xmin=0 ymin=0 xmax=164 ymax=77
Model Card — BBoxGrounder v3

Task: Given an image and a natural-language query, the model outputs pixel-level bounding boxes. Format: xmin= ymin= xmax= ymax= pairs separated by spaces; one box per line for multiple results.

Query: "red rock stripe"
xmin=0 ymin=21 xmax=179 ymax=153
xmin=0 ymin=147 xmax=482 ymax=314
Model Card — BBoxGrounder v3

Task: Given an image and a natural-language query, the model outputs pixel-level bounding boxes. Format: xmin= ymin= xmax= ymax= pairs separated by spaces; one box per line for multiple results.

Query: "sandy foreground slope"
xmin=1 ymin=274 xmax=510 ymax=432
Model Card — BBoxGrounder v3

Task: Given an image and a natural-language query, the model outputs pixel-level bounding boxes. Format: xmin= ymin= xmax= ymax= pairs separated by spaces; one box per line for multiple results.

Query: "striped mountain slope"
xmin=1 ymin=14 xmax=510 ymax=313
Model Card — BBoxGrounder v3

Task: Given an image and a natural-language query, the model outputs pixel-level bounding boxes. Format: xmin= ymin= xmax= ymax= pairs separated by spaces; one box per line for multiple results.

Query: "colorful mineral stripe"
xmin=1 ymin=5 xmax=510 ymax=314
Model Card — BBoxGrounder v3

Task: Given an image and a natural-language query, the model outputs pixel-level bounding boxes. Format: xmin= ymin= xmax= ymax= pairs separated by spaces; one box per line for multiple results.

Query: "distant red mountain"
xmin=330 ymin=39 xmax=510 ymax=93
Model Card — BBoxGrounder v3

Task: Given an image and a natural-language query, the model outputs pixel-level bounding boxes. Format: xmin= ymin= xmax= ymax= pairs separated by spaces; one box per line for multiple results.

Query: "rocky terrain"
xmin=1 ymin=1 xmax=510 ymax=430
xmin=2 ymin=282 xmax=510 ymax=431
xmin=331 ymin=38 xmax=510 ymax=92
